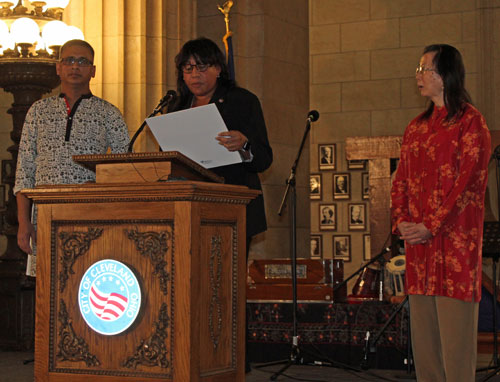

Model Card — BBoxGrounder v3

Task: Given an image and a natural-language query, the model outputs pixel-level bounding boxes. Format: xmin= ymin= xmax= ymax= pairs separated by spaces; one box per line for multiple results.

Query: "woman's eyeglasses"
xmin=415 ymin=65 xmax=436 ymax=75
xmin=182 ymin=63 xmax=210 ymax=73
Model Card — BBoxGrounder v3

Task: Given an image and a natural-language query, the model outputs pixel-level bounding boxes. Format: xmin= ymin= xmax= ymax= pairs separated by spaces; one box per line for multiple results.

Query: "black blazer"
xmin=174 ymin=85 xmax=273 ymax=237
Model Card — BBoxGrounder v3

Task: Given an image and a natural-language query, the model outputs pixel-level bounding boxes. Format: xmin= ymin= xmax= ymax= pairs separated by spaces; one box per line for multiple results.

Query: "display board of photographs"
xmin=311 ymin=144 xmax=371 ymax=262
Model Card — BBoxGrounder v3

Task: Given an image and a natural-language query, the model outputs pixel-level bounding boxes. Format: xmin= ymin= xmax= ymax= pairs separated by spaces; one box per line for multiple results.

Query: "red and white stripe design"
xmin=90 ymin=285 xmax=128 ymax=321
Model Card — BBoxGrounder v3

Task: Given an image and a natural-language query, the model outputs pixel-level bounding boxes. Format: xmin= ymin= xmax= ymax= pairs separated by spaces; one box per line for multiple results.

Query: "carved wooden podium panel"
xmin=24 ymin=181 xmax=258 ymax=382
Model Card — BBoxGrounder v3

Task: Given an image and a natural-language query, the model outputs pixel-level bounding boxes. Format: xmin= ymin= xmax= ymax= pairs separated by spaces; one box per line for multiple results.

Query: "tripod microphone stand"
xmin=261 ymin=110 xmax=319 ymax=381
xmin=360 ymin=295 xmax=415 ymax=379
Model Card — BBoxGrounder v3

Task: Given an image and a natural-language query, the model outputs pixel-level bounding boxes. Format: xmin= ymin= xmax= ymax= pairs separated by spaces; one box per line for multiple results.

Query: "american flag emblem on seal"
xmin=79 ymin=259 xmax=141 ymax=335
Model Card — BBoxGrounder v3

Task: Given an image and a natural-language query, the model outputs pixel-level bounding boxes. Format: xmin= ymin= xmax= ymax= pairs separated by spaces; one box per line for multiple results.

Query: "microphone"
xmin=155 ymin=90 xmax=177 ymax=113
xmin=307 ymin=110 xmax=320 ymax=122
xmin=128 ymin=90 xmax=178 ymax=152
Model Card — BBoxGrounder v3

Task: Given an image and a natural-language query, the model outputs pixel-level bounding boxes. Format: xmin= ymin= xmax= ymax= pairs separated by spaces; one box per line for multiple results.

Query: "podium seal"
xmin=78 ymin=259 xmax=142 ymax=335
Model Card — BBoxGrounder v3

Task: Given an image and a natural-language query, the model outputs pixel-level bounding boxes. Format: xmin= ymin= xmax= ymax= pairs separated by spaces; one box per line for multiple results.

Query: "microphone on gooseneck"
xmin=154 ymin=90 xmax=177 ymax=113
xmin=307 ymin=110 xmax=320 ymax=123
xmin=128 ymin=90 xmax=178 ymax=152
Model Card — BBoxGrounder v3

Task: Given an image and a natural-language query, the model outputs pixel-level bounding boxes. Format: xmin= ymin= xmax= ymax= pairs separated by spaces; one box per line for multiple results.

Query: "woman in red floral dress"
xmin=391 ymin=44 xmax=491 ymax=382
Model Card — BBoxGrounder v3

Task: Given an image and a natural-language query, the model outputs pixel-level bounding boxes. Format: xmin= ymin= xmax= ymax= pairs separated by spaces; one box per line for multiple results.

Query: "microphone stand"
xmin=266 ymin=117 xmax=310 ymax=380
xmin=263 ymin=113 xmax=330 ymax=380
xmin=128 ymin=94 xmax=174 ymax=152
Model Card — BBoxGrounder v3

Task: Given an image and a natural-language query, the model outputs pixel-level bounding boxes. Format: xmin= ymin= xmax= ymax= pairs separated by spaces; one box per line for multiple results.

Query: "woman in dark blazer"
xmin=171 ymin=37 xmax=273 ymax=241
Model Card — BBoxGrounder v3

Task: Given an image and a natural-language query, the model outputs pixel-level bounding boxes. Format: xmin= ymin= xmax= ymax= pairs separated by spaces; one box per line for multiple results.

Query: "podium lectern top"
xmin=73 ymin=151 xmax=224 ymax=184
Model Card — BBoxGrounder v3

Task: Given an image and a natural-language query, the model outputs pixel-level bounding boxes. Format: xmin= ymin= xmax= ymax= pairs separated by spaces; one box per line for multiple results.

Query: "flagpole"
xmin=218 ymin=1 xmax=235 ymax=81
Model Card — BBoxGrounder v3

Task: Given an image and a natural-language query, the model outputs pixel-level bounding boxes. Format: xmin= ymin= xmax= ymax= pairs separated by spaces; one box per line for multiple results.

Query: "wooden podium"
xmin=23 ymin=152 xmax=259 ymax=382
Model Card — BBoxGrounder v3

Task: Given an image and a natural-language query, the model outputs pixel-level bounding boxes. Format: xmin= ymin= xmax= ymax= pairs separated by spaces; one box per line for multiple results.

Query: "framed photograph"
xmin=319 ymin=204 xmax=336 ymax=231
xmin=333 ymin=235 xmax=351 ymax=262
xmin=333 ymin=173 xmax=350 ymax=200
xmin=319 ymin=144 xmax=336 ymax=170
xmin=348 ymin=203 xmax=366 ymax=230
xmin=347 ymin=159 xmax=366 ymax=170
xmin=362 ymin=172 xmax=369 ymax=199
xmin=363 ymin=234 xmax=371 ymax=261
xmin=1 ymin=159 xmax=13 ymax=183
xmin=310 ymin=173 xmax=322 ymax=200
xmin=0 ymin=184 xmax=5 ymax=209
xmin=310 ymin=235 xmax=322 ymax=259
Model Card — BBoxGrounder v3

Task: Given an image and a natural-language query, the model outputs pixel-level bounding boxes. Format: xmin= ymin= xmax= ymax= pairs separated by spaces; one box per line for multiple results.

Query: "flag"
xmin=223 ymin=32 xmax=235 ymax=81
xmin=90 ymin=285 xmax=128 ymax=321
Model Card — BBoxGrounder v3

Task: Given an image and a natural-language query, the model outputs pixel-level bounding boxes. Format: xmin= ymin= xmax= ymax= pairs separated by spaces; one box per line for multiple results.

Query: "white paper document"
xmin=145 ymin=104 xmax=242 ymax=168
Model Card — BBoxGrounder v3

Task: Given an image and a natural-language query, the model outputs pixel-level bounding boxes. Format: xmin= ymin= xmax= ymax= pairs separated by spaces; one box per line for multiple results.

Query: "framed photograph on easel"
xmin=310 ymin=174 xmax=322 ymax=200
xmin=333 ymin=173 xmax=350 ymax=200
xmin=319 ymin=204 xmax=336 ymax=231
xmin=319 ymin=144 xmax=336 ymax=170
xmin=348 ymin=203 xmax=366 ymax=230
xmin=310 ymin=234 xmax=322 ymax=259
xmin=333 ymin=235 xmax=351 ymax=262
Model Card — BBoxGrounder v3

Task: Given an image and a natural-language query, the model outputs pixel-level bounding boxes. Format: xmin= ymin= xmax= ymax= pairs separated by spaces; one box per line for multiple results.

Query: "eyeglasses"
xmin=416 ymin=65 xmax=437 ymax=75
xmin=60 ymin=56 xmax=93 ymax=67
xmin=181 ymin=63 xmax=210 ymax=74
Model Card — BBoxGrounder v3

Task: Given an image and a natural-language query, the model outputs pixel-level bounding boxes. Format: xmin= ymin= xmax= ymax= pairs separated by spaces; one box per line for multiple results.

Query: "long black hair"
xmin=420 ymin=44 xmax=471 ymax=121
xmin=174 ymin=37 xmax=234 ymax=106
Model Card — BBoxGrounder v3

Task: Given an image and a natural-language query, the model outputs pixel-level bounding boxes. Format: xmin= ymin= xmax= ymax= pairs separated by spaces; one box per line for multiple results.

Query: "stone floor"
xmin=3 ymin=351 xmax=500 ymax=381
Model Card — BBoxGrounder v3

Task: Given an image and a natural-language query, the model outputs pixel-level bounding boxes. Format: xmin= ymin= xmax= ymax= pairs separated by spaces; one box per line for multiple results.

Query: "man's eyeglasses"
xmin=181 ymin=63 xmax=210 ymax=74
xmin=60 ymin=56 xmax=93 ymax=67
xmin=416 ymin=65 xmax=436 ymax=75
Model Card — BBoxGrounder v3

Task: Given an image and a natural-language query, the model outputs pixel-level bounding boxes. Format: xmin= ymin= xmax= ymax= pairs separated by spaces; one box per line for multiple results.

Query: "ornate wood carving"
xmin=58 ymin=227 xmax=103 ymax=292
xmin=208 ymin=235 xmax=223 ymax=350
xmin=123 ymin=303 xmax=170 ymax=369
xmin=125 ymin=228 xmax=170 ymax=295
xmin=56 ymin=299 xmax=100 ymax=367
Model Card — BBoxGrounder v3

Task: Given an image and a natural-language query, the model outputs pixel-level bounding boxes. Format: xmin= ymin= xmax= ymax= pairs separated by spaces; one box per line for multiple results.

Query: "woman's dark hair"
xmin=420 ymin=44 xmax=471 ymax=121
xmin=174 ymin=37 xmax=234 ymax=104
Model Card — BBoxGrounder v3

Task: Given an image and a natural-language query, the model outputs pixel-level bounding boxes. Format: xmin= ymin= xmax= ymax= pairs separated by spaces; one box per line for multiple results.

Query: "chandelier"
xmin=0 ymin=0 xmax=83 ymax=60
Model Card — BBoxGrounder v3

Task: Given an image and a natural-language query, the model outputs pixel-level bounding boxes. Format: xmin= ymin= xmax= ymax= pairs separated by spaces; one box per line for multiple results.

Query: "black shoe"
xmin=245 ymin=361 xmax=251 ymax=374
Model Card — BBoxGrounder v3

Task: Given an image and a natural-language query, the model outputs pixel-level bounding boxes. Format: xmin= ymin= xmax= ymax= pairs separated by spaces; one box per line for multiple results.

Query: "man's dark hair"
xmin=420 ymin=44 xmax=471 ymax=121
xmin=59 ymin=39 xmax=95 ymax=62
xmin=175 ymin=37 xmax=233 ymax=103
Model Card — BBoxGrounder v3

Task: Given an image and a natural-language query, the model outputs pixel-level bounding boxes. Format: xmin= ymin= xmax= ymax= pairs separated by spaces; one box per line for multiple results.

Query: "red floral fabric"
xmin=391 ymin=104 xmax=491 ymax=302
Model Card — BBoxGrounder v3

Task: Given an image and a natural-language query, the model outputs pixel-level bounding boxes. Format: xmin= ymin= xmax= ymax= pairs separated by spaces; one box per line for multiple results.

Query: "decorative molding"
xmin=208 ymin=235 xmax=223 ymax=350
xmin=32 ymin=195 xmax=251 ymax=205
xmin=123 ymin=303 xmax=170 ymax=369
xmin=125 ymin=227 xmax=171 ymax=295
xmin=58 ymin=227 xmax=103 ymax=292
xmin=56 ymin=299 xmax=100 ymax=367
xmin=200 ymin=221 xmax=238 ymax=367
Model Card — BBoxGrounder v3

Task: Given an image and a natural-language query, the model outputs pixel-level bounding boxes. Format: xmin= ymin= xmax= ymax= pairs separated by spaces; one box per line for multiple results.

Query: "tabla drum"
xmin=351 ymin=267 xmax=380 ymax=297
xmin=386 ymin=255 xmax=405 ymax=296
